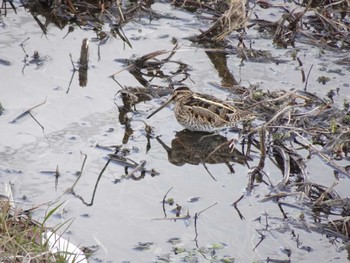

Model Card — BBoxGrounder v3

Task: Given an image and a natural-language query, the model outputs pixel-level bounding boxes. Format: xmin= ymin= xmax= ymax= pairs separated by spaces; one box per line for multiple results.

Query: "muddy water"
xmin=1 ymin=2 xmax=350 ymax=262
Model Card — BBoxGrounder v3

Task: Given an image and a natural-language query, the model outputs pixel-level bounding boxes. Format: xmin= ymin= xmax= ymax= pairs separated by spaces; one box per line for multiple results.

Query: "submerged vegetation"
xmin=1 ymin=0 xmax=350 ymax=261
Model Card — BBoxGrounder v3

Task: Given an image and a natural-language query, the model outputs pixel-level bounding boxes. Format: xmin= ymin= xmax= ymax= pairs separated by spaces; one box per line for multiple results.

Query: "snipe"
xmin=147 ymin=87 xmax=254 ymax=132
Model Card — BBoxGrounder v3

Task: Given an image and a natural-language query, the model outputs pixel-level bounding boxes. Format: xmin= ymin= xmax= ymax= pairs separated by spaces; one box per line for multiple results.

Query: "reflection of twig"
xmin=2 ymin=0 xmax=17 ymax=15
xmin=253 ymin=229 xmax=266 ymax=251
xmin=201 ymin=163 xmax=217 ymax=181
xmin=70 ymin=152 xmax=88 ymax=191
xmin=20 ymin=37 xmax=30 ymax=55
xmin=66 ymin=53 xmax=77 ymax=94
xmin=54 ymin=165 xmax=60 ymax=191
xmin=162 ymin=187 xmax=174 ymax=218
xmin=114 ymin=27 xmax=132 ymax=48
xmin=278 ymin=202 xmax=288 ymax=219
xmin=28 ymin=111 xmax=45 ymax=132
xmin=32 ymin=15 xmax=47 ymax=35
xmin=194 ymin=202 xmax=218 ymax=248
xmin=10 ymin=97 xmax=46 ymax=132
xmin=232 ymin=195 xmax=245 ymax=220
xmin=88 ymin=158 xmax=111 ymax=206
xmin=69 ymin=53 xmax=77 ymax=70
xmin=72 ymin=158 xmax=111 ymax=206
xmin=71 ymin=150 xmax=114 ymax=206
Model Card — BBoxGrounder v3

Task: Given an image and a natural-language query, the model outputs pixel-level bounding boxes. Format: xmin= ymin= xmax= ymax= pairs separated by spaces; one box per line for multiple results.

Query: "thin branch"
xmin=10 ymin=97 xmax=47 ymax=124
xmin=194 ymin=202 xmax=218 ymax=247
xmin=69 ymin=152 xmax=88 ymax=191
xmin=304 ymin=64 xmax=313 ymax=91
xmin=162 ymin=187 xmax=174 ymax=218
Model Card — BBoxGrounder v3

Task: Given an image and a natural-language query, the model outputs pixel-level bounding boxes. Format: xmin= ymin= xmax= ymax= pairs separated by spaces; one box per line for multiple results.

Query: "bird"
xmin=146 ymin=86 xmax=254 ymax=132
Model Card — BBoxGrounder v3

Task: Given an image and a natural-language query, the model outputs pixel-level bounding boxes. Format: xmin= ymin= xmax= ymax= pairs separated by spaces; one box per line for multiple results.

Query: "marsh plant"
xmin=0 ymin=200 xmax=81 ymax=262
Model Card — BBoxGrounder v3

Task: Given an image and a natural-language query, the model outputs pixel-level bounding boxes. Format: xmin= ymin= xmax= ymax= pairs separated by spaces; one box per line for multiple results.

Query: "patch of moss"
xmin=342 ymin=114 xmax=350 ymax=125
xmin=317 ymin=76 xmax=330 ymax=85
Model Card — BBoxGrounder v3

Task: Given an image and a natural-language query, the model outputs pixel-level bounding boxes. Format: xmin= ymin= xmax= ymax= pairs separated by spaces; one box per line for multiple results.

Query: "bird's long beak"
xmin=146 ymin=96 xmax=174 ymax=119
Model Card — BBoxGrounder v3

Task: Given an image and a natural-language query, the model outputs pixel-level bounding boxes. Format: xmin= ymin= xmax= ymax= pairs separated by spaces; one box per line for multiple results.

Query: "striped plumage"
xmin=147 ymin=86 xmax=253 ymax=132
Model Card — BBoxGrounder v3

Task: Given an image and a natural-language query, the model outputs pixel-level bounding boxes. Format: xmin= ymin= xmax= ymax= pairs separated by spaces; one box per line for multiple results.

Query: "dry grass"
xmin=0 ymin=199 xmax=70 ymax=262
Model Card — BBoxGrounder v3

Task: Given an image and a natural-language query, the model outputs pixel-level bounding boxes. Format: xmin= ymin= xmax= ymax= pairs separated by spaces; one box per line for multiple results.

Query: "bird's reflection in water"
xmin=156 ymin=129 xmax=251 ymax=176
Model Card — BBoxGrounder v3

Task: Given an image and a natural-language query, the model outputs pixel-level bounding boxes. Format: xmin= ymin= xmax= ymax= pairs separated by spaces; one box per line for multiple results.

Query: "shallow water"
xmin=1 ymin=1 xmax=350 ymax=262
